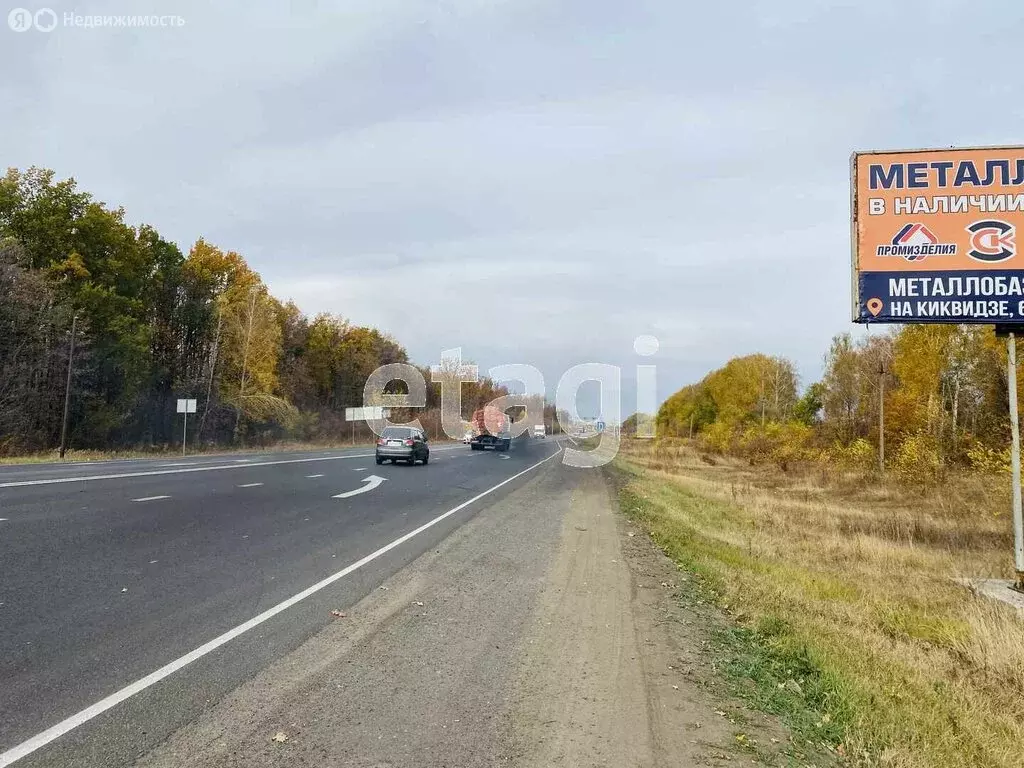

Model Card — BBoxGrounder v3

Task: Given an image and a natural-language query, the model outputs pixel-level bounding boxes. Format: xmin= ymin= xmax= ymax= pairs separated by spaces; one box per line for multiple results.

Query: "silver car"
xmin=375 ymin=426 xmax=430 ymax=465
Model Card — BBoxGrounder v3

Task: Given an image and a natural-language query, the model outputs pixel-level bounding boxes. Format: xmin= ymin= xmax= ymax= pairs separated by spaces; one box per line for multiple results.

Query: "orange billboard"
xmin=852 ymin=147 xmax=1024 ymax=323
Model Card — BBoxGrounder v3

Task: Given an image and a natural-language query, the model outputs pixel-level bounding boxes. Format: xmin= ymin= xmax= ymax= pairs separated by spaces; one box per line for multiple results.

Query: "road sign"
xmin=595 ymin=420 xmax=606 ymax=432
xmin=852 ymin=146 xmax=1024 ymax=324
xmin=344 ymin=406 xmax=388 ymax=421
xmin=176 ymin=399 xmax=197 ymax=456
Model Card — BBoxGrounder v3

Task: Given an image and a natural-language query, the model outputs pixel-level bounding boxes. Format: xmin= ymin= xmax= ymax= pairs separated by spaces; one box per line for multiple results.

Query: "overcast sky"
xmin=3 ymin=0 xmax=1019 ymax=418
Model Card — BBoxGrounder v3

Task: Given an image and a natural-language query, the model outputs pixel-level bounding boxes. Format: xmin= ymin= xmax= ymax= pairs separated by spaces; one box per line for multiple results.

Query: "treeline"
xmin=656 ymin=326 xmax=1019 ymax=480
xmin=0 ymin=167 xmax=505 ymax=454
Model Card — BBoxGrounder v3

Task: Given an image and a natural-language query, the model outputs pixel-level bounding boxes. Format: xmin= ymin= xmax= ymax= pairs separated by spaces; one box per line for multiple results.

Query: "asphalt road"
xmin=0 ymin=436 xmax=563 ymax=768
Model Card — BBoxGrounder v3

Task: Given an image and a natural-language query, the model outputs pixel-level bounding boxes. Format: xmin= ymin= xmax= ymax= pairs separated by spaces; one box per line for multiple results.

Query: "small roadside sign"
xmin=344 ymin=406 xmax=387 ymax=421
xmin=176 ymin=399 xmax=197 ymax=456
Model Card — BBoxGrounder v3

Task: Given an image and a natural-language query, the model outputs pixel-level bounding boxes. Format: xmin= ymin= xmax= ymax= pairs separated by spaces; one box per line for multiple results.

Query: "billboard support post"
xmin=878 ymin=362 xmax=885 ymax=477
xmin=182 ymin=411 xmax=188 ymax=457
xmin=1008 ymin=333 xmax=1024 ymax=590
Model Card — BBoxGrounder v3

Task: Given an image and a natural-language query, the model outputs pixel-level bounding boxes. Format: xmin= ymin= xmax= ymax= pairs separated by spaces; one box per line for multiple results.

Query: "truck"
xmin=470 ymin=405 xmax=512 ymax=451
xmin=533 ymin=424 xmax=546 ymax=438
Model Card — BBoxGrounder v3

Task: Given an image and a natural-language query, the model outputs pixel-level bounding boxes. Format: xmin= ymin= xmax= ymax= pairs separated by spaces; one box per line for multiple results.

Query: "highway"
xmin=0 ymin=437 xmax=564 ymax=767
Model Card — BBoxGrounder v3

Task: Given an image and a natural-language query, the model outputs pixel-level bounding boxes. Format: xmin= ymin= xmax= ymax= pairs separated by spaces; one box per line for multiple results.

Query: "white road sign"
xmin=345 ymin=406 xmax=387 ymax=421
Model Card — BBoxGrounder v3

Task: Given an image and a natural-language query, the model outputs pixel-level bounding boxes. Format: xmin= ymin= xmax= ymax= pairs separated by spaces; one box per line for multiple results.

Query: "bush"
xmin=965 ymin=441 xmax=1011 ymax=475
xmin=727 ymin=422 xmax=816 ymax=471
xmin=700 ymin=420 xmax=736 ymax=454
xmin=892 ymin=433 xmax=943 ymax=485
xmin=826 ymin=438 xmax=876 ymax=471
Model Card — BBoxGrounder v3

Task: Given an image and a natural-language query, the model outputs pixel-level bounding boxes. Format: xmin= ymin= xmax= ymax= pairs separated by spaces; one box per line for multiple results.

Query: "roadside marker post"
xmin=176 ymin=398 xmax=197 ymax=456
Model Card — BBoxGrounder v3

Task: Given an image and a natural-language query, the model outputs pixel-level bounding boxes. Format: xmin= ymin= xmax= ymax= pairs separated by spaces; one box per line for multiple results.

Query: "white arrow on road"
xmin=332 ymin=474 xmax=387 ymax=499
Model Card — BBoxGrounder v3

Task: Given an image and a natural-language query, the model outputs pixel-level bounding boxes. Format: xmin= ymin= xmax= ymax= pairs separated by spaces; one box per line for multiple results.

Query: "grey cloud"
xmin=2 ymin=0 xmax=1020 ymax=418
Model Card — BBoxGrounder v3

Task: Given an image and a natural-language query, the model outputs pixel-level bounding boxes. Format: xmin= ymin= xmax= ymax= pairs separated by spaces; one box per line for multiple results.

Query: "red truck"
xmin=469 ymin=405 xmax=512 ymax=451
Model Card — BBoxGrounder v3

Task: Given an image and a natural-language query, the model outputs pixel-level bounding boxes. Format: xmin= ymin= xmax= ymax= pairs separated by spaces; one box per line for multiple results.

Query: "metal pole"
xmin=352 ymin=420 xmax=355 ymax=446
xmin=1008 ymin=333 xmax=1024 ymax=590
xmin=879 ymin=363 xmax=885 ymax=476
xmin=58 ymin=314 xmax=78 ymax=460
xmin=182 ymin=412 xmax=188 ymax=457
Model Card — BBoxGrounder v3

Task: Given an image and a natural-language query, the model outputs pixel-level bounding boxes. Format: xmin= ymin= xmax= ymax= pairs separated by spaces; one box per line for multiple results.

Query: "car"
xmin=462 ymin=431 xmax=474 ymax=444
xmin=375 ymin=426 xmax=429 ymax=465
xmin=533 ymin=424 xmax=546 ymax=438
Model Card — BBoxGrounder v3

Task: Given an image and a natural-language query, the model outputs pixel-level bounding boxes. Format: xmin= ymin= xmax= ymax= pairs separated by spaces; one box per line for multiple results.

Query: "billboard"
xmin=852 ymin=147 xmax=1024 ymax=324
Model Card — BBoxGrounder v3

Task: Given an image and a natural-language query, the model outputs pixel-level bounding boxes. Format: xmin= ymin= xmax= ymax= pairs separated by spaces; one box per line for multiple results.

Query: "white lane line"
xmin=0 ymin=518 xmax=8 ymax=522
xmin=232 ymin=459 xmax=252 ymax=464
xmin=306 ymin=474 xmax=324 ymax=479
xmin=237 ymin=483 xmax=263 ymax=488
xmin=132 ymin=496 xmax=171 ymax=503
xmin=0 ymin=454 xmax=372 ymax=489
xmin=0 ymin=446 xmax=463 ymax=490
xmin=0 ymin=444 xmax=562 ymax=768
xmin=157 ymin=463 xmax=192 ymax=468
xmin=351 ymin=467 xmax=368 ymax=471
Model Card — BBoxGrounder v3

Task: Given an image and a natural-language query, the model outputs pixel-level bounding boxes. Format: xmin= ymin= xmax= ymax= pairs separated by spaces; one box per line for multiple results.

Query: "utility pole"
xmin=58 ymin=314 xmax=78 ymax=460
xmin=1008 ymin=332 xmax=1024 ymax=591
xmin=878 ymin=360 xmax=886 ymax=476
xmin=689 ymin=412 xmax=694 ymax=439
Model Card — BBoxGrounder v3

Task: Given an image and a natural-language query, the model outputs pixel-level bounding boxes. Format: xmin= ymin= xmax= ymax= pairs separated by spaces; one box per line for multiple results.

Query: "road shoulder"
xmin=500 ymin=469 xmax=794 ymax=767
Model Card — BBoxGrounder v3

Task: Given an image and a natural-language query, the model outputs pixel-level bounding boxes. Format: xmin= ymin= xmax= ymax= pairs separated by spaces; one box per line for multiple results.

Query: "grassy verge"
xmin=611 ymin=441 xmax=1024 ymax=768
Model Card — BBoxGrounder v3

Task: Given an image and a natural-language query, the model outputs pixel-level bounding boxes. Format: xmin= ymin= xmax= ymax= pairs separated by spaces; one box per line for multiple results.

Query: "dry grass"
xmin=616 ymin=438 xmax=1024 ymax=767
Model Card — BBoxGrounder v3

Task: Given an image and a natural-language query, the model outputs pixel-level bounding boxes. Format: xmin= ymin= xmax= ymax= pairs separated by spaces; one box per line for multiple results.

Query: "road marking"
xmin=157 ymin=463 xmax=192 ymax=468
xmin=0 ymin=518 xmax=7 ymax=522
xmin=232 ymin=459 xmax=252 ymax=463
xmin=0 ymin=455 xmax=371 ymax=488
xmin=131 ymin=496 xmax=171 ymax=503
xmin=332 ymin=474 xmax=386 ymax=499
xmin=500 ymin=455 xmax=511 ymax=460
xmin=306 ymin=474 xmax=324 ymax=479
xmin=0 ymin=446 xmax=462 ymax=490
xmin=0 ymin=444 xmax=562 ymax=768
xmin=237 ymin=483 xmax=263 ymax=488
xmin=351 ymin=467 xmax=367 ymax=471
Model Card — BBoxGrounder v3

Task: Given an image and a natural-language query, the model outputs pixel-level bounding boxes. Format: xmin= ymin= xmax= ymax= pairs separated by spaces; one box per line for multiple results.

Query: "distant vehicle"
xmin=462 ymin=430 xmax=474 ymax=444
xmin=470 ymin=406 xmax=512 ymax=451
xmin=375 ymin=426 xmax=429 ymax=465
xmin=533 ymin=424 xmax=546 ymax=438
